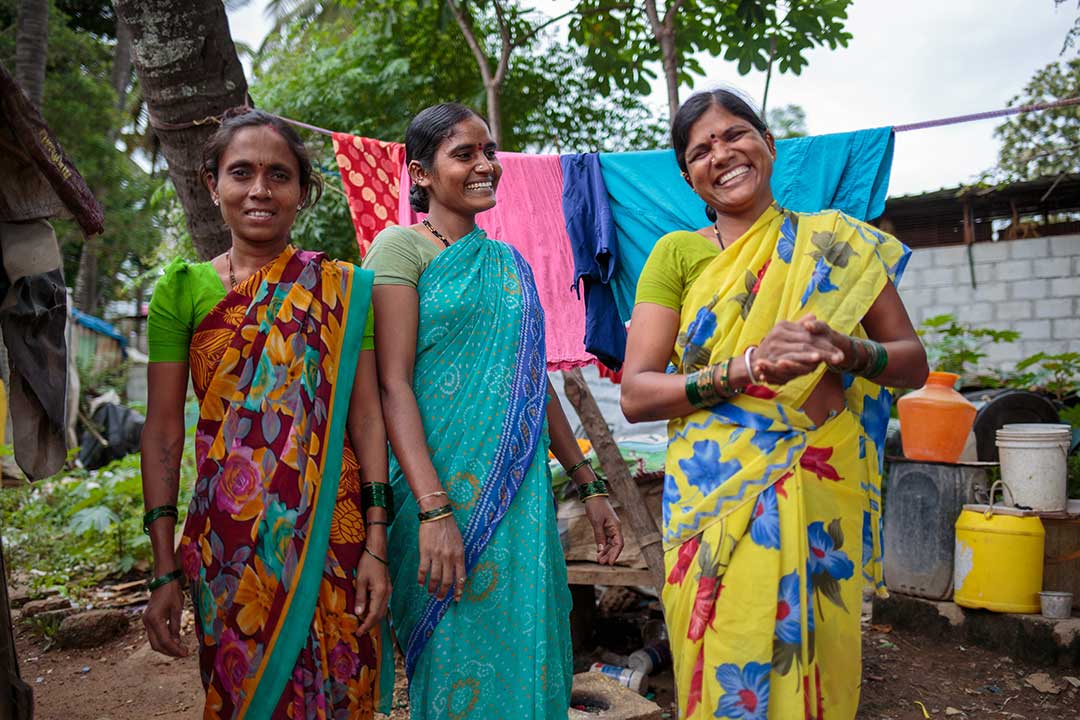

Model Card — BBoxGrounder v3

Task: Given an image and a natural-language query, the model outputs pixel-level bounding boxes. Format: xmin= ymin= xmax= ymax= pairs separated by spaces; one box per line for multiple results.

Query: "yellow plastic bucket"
xmin=954 ymin=482 xmax=1044 ymax=613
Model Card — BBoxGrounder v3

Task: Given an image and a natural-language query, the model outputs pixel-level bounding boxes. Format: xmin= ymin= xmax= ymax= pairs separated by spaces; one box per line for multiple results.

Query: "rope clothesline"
xmin=272 ymin=95 xmax=1080 ymax=140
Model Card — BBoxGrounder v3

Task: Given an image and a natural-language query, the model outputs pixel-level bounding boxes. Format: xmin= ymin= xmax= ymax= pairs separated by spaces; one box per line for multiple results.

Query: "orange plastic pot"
xmin=897 ymin=371 xmax=977 ymax=463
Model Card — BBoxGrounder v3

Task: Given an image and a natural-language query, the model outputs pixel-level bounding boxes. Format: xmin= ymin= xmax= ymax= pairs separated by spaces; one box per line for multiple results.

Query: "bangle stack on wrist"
xmin=827 ymin=337 xmax=889 ymax=379
xmin=418 ymin=504 xmax=454 ymax=524
xmin=685 ymin=359 xmax=738 ymax=409
xmin=143 ymin=505 xmax=178 ymax=535
xmin=361 ymin=482 xmax=395 ymax=521
xmin=577 ymin=478 xmax=611 ymax=502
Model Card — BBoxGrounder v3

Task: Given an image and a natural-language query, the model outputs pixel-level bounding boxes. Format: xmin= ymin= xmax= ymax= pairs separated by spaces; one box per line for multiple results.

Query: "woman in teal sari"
xmin=363 ymin=103 xmax=624 ymax=718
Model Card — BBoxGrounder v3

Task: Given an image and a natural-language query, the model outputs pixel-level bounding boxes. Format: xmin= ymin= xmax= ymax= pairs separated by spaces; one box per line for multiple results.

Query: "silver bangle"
xmin=743 ymin=345 xmax=759 ymax=386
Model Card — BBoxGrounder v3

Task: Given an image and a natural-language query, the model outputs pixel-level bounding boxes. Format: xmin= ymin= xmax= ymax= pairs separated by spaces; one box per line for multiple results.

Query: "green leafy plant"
xmin=0 ymin=430 xmax=196 ymax=596
xmin=917 ymin=314 xmax=1020 ymax=380
xmin=1010 ymin=352 xmax=1080 ymax=403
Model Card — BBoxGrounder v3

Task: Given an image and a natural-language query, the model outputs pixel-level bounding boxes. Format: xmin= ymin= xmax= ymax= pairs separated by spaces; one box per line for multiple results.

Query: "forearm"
xmin=140 ymin=419 xmax=185 ymax=574
xmin=544 ymin=380 xmax=587 ymax=481
xmin=621 ymin=359 xmax=752 ymax=423
xmin=379 ymin=379 xmax=445 ymax=506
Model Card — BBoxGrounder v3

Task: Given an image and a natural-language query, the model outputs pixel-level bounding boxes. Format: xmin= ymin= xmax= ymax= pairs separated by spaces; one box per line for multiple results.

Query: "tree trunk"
xmin=485 ymin=82 xmax=502 ymax=147
xmin=14 ymin=0 xmax=48 ymax=108
xmin=561 ymin=369 xmax=667 ymax=591
xmin=114 ymin=0 xmax=248 ymax=260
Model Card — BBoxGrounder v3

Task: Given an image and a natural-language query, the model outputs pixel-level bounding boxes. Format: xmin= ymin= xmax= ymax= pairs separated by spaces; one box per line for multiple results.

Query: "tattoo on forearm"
xmin=157 ymin=436 xmax=184 ymax=497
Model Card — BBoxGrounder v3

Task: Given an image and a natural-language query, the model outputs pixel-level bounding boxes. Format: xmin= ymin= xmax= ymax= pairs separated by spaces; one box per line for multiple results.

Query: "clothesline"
xmin=274 ymin=95 xmax=1080 ymax=140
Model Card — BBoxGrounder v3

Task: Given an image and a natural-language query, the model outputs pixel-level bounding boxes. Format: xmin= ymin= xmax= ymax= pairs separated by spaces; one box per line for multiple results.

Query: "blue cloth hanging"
xmin=597 ymin=127 xmax=896 ymax=322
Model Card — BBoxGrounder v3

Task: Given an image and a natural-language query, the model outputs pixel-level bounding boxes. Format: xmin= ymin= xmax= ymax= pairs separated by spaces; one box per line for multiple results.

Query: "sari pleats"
xmin=661 ymin=206 xmax=909 ymax=719
xmin=179 ymin=247 xmax=382 ymax=719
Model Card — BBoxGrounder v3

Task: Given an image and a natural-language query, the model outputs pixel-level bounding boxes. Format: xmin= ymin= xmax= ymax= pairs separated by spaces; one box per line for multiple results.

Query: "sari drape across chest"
xmin=660 ymin=206 xmax=909 ymax=720
xmin=384 ymin=227 xmax=573 ymax=720
xmin=178 ymin=246 xmax=385 ymax=720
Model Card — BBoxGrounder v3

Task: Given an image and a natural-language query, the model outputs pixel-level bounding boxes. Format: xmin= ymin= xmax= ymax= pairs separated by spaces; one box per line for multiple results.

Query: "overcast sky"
xmin=226 ymin=1 xmax=1076 ymax=197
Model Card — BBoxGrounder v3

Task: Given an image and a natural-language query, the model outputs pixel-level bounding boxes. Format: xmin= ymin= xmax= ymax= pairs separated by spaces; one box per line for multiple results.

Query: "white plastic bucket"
xmin=996 ymin=425 xmax=1070 ymax=512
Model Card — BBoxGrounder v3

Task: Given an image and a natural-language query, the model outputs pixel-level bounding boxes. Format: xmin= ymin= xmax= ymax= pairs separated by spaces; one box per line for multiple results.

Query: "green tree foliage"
xmin=1056 ymin=0 xmax=1079 ymax=55
xmin=766 ymin=104 xmax=808 ymax=139
xmin=994 ymin=57 xmax=1080 ymax=180
xmin=0 ymin=0 xmax=163 ymax=313
xmin=568 ymin=0 xmax=853 ymax=119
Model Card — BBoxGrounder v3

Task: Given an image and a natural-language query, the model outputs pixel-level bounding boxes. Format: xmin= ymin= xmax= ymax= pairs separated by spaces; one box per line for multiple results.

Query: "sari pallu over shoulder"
xmin=179 ymin=246 xmax=382 ymax=719
xmin=384 ymin=227 xmax=549 ymax=679
xmin=664 ymin=206 xmax=909 ymax=560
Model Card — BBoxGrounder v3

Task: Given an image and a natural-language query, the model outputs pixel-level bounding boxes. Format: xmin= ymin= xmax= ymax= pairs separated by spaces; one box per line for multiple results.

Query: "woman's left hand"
xmin=354 ymin=548 xmax=391 ymax=635
xmin=584 ymin=497 xmax=624 ymax=565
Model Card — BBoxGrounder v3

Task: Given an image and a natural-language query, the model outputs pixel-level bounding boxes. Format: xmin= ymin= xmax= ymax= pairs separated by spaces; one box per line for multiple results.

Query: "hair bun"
xmin=409 ymin=184 xmax=430 ymax=213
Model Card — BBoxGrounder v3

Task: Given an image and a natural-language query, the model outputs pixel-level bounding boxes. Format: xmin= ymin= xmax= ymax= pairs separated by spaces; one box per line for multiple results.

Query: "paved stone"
xmin=569 ymin=672 xmax=663 ymax=720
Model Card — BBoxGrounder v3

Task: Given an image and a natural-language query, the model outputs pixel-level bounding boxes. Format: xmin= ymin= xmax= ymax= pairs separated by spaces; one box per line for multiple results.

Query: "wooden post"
xmin=561 ymin=368 xmax=666 ymax=591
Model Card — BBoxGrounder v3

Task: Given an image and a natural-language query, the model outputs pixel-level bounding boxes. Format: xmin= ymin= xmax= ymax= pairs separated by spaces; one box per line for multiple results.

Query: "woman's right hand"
xmin=418 ymin=515 xmax=466 ymax=602
xmin=143 ymin=580 xmax=189 ymax=658
xmin=752 ymin=313 xmax=846 ymax=386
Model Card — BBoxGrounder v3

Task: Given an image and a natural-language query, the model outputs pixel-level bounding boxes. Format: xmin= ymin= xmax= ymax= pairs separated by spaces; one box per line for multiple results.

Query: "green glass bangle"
xmin=863 ymin=340 xmax=889 ymax=379
xmin=417 ymin=504 xmax=454 ymax=523
xmin=361 ymin=483 xmax=395 ymax=519
xmin=143 ymin=505 xmax=178 ymax=535
xmin=147 ymin=569 xmax=183 ymax=592
xmin=365 ymin=519 xmax=389 ymax=527
xmin=565 ymin=458 xmax=591 ymax=476
xmin=685 ymin=369 xmax=704 ymax=407
xmin=577 ymin=478 xmax=611 ymax=503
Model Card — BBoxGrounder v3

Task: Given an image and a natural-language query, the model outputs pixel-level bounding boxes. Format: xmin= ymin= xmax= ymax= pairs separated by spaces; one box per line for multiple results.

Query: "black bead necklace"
xmin=422 ymin=218 xmax=452 ymax=248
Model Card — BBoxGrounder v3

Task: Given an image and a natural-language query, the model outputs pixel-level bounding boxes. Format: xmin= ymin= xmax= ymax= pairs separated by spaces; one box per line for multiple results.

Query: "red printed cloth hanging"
xmin=332 ymin=133 xmax=404 ymax=258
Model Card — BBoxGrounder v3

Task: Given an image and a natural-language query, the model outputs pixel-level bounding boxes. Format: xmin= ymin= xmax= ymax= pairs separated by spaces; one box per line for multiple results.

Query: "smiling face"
xmin=206 ymin=125 xmax=304 ymax=247
xmin=682 ymin=103 xmax=776 ymax=222
xmin=412 ymin=115 xmax=501 ymax=216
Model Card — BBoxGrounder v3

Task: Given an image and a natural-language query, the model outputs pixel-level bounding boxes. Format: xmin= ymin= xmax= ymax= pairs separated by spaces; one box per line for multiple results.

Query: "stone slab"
xmin=872 ymin=592 xmax=1080 ymax=667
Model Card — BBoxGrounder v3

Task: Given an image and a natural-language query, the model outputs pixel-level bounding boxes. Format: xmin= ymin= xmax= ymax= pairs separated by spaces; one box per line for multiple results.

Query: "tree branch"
xmin=446 ymin=0 xmax=493 ymax=85
xmin=491 ymin=0 xmax=512 ymax=87
xmin=664 ymin=0 xmax=689 ymax=30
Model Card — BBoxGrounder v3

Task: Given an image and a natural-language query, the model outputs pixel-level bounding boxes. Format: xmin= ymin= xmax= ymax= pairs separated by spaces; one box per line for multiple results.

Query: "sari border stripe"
xmin=241 ymin=262 xmax=374 ymax=719
xmin=403 ymin=243 xmax=548 ymax=678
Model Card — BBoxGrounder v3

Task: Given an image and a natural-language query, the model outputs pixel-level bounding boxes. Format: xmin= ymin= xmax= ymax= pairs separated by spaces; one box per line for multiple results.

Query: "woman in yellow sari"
xmin=621 ymin=90 xmax=928 ymax=719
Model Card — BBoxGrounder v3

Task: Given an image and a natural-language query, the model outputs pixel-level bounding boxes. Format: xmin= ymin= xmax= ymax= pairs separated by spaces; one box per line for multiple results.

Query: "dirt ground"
xmin=13 ymin=606 xmax=1079 ymax=719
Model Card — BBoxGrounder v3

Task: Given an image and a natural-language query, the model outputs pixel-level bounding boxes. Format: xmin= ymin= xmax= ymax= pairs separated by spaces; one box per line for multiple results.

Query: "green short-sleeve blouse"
xmin=634 ymin=230 xmax=720 ymax=312
xmin=147 ymin=257 xmax=374 ymax=363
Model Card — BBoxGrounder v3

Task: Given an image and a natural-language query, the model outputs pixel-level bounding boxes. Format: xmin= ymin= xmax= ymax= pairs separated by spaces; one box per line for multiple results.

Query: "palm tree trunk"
xmin=15 ymin=0 xmax=48 ymax=108
xmin=114 ymin=0 xmax=249 ymax=260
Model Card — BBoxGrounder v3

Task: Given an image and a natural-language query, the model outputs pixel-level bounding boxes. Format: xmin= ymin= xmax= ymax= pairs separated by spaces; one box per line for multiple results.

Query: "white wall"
xmin=898 ymin=234 xmax=1080 ymax=368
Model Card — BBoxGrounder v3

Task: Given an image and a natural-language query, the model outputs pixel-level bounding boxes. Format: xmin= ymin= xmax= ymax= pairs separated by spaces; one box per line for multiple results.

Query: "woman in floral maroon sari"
xmin=140 ymin=109 xmax=391 ymax=718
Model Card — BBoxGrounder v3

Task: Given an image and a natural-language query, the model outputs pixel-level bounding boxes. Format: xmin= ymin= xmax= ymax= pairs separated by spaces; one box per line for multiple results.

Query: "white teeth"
xmin=465 ymin=182 xmax=493 ymax=190
xmin=719 ymin=166 xmax=750 ymax=185
xmin=247 ymin=211 xmax=273 ymax=217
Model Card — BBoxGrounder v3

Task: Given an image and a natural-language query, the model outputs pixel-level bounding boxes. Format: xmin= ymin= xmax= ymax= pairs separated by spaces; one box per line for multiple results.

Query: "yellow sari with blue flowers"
xmin=660 ymin=204 xmax=908 ymax=720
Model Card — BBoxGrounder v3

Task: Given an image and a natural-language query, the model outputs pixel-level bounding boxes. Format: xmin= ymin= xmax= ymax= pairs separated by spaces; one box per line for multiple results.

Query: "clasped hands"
xmin=750 ymin=313 xmax=849 ymax=386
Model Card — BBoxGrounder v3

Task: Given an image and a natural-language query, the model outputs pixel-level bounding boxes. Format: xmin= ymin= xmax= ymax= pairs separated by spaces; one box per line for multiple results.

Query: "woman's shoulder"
xmin=650 ymin=229 xmax=718 ymax=268
xmin=152 ymin=257 xmax=217 ymax=299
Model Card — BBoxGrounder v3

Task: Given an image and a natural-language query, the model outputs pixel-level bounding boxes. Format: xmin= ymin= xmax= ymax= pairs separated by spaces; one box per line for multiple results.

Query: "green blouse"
xmin=147 ymin=257 xmax=374 ymax=363
xmin=634 ymin=230 xmax=720 ymax=312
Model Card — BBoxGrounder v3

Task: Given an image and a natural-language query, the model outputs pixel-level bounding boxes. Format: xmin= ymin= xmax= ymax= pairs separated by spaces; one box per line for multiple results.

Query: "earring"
xmin=213 ymin=197 xmax=220 ymax=206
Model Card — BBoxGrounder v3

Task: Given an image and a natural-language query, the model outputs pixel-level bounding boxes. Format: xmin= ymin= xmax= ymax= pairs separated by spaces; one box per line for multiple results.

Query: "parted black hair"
xmin=405 ymin=102 xmax=484 ymax=213
xmin=200 ymin=107 xmax=323 ymax=209
xmin=671 ymin=89 xmax=769 ymax=221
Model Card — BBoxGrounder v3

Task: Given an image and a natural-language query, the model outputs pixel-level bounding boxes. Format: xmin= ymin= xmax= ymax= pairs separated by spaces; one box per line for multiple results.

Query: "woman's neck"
xmin=713 ymin=194 xmax=775 ymax=246
xmin=424 ymin=206 xmax=476 ymax=242
xmin=229 ymin=237 xmax=289 ymax=273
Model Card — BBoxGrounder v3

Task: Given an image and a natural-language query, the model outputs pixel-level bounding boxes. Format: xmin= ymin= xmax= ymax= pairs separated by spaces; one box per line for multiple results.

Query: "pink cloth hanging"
xmin=398 ymin=152 xmax=593 ymax=371
xmin=332 ymin=133 xmax=405 ymax=258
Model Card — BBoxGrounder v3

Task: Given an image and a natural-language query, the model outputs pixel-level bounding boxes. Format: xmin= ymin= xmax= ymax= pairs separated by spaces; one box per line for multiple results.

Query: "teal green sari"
xmin=386 ymin=227 xmax=573 ymax=719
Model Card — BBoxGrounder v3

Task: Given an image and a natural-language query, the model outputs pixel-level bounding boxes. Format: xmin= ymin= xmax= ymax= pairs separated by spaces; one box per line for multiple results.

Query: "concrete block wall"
xmin=897 ymin=234 xmax=1080 ymax=368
